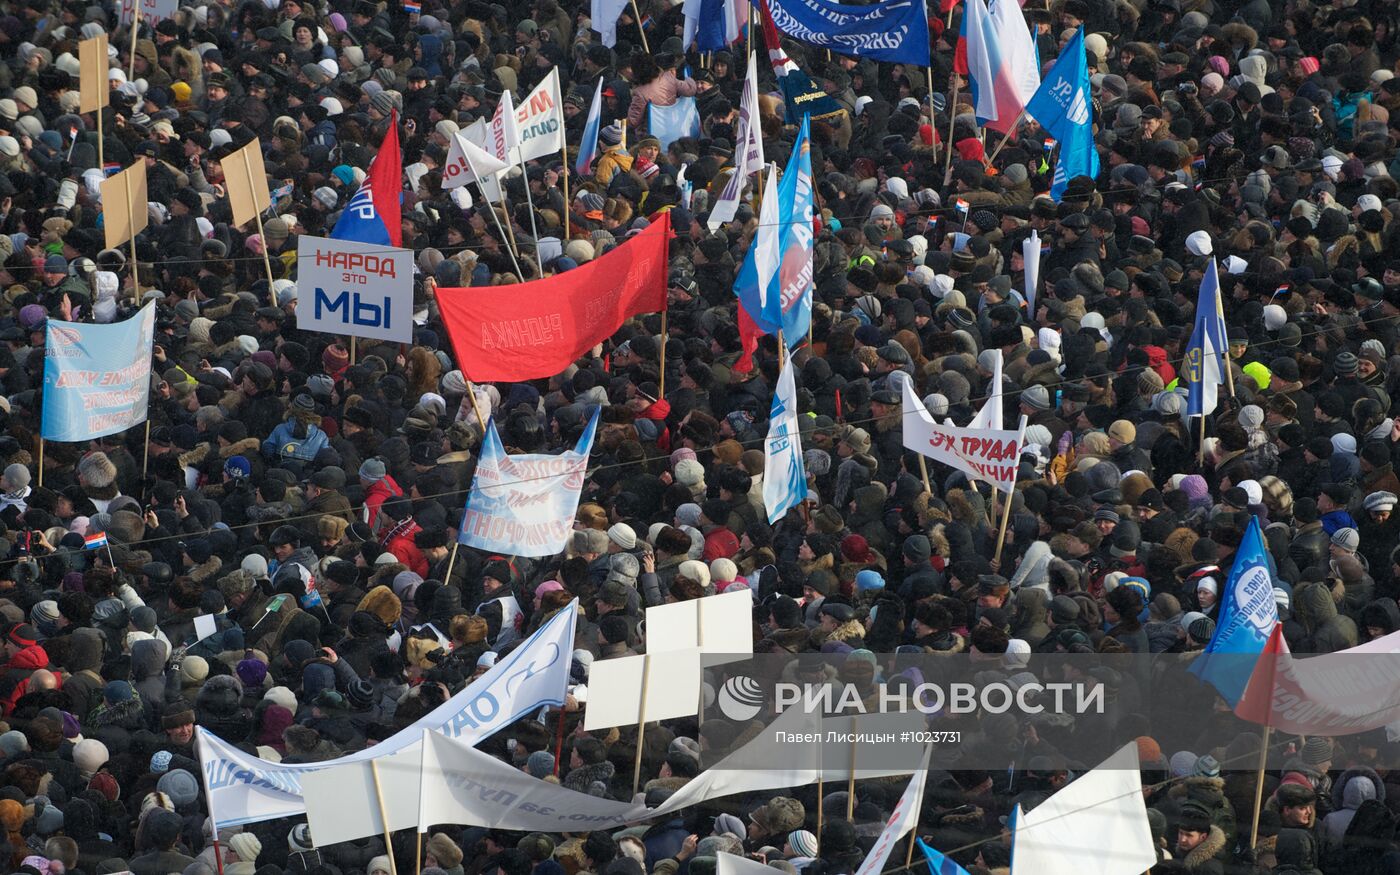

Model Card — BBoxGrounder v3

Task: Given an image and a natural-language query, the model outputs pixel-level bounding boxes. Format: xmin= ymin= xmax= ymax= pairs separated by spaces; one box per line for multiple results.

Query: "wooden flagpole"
xmin=560 ymin=143 xmax=571 ymax=239
xmin=1248 ymin=726 xmax=1272 ymax=849
xmin=369 ymin=761 xmax=399 ymax=875
xmin=632 ymin=0 xmax=650 ymax=52
xmin=122 ymin=166 xmax=141 ymax=302
xmin=632 ymin=654 xmax=652 ymax=796
xmin=128 ymin=3 xmax=141 ymax=81
xmin=658 ymin=307 xmax=669 ymax=396
xmin=986 ymin=109 xmax=1026 ymax=164
xmin=241 ymin=146 xmax=278 ymax=301
xmin=846 ymin=714 xmax=857 ymax=821
xmin=465 ymin=381 xmax=490 ymax=432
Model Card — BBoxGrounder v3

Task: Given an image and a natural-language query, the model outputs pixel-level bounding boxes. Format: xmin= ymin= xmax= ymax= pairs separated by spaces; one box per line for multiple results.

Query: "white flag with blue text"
xmin=763 ymin=358 xmax=808 ymax=523
xmin=199 ymin=600 xmax=578 ymax=829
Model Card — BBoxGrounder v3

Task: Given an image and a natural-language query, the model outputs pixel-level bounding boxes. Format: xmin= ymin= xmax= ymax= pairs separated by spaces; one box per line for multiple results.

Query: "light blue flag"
xmin=649 ymin=97 xmax=700 ymax=150
xmin=576 ymin=79 xmax=603 ymax=176
xmin=1183 ymin=258 xmax=1227 ymax=418
xmin=1024 ymin=27 xmax=1097 ymax=201
xmin=760 ymin=115 xmax=814 ymax=346
xmin=459 ymin=408 xmax=600 ymax=557
xmin=1188 ymin=516 xmax=1279 ymax=705
xmin=42 ymin=303 xmax=156 ymax=442
xmin=917 ymin=839 xmax=972 ymax=875
xmin=763 ymin=358 xmax=807 ymax=523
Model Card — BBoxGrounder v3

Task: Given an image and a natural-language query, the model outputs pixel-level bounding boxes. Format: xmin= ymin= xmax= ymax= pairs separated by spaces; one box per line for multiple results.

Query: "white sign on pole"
xmin=583 ymin=649 xmax=701 ymax=731
xmin=295 ymin=235 xmax=414 ymax=343
xmin=645 ymin=590 xmax=753 ymax=664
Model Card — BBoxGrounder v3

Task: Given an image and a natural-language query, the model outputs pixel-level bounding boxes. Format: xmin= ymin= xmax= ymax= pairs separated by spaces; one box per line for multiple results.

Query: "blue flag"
xmin=1024 ymin=27 xmax=1097 ymax=200
xmin=761 ymin=115 xmax=814 ymax=346
xmin=734 ymin=164 xmax=782 ymax=337
xmin=764 ymin=0 xmax=930 ymax=66
xmin=649 ymin=98 xmax=700 ymax=150
xmin=1183 ymin=258 xmax=1227 ymax=418
xmin=917 ymin=839 xmax=971 ymax=875
xmin=1188 ymin=516 xmax=1279 ymax=705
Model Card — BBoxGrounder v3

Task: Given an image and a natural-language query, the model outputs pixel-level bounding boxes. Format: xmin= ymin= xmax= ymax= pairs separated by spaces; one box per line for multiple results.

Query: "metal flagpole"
xmin=516 ymin=147 xmax=544 ymax=275
xmin=462 ymin=145 xmax=524 ymax=277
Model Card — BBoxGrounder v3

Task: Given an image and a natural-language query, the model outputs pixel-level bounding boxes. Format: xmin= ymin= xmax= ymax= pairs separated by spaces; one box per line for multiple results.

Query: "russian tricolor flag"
xmin=963 ymin=0 xmax=1040 ymax=135
xmin=331 ymin=110 xmax=403 ymax=247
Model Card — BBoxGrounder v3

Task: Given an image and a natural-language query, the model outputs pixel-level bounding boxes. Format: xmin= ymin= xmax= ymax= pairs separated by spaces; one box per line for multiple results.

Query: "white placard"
xmin=295 ymin=235 xmax=414 ymax=343
xmin=583 ymin=649 xmax=701 ymax=730
xmin=645 ymin=589 xmax=754 ymax=665
xmin=193 ymin=614 xmax=218 ymax=641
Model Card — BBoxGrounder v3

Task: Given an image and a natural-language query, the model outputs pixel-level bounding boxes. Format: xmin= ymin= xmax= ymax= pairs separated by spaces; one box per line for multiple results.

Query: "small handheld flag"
xmin=83 ymin=531 xmax=108 ymax=550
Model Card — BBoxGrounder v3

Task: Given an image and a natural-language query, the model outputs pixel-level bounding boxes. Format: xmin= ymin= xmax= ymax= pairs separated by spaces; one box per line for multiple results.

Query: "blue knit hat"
xmin=855 ymin=569 xmax=885 ymax=591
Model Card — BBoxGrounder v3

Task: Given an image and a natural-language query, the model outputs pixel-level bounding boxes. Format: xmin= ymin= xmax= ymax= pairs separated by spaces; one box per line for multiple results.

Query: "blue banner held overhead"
xmin=41 ymin=303 xmax=156 ymax=442
xmin=765 ymin=0 xmax=930 ymax=66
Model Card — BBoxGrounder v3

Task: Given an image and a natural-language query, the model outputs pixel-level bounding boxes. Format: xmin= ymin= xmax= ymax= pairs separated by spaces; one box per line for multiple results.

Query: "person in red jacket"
xmin=359 ymin=457 xmax=403 ymax=535
xmin=381 ymin=497 xmax=427 ymax=577
xmin=0 ymin=623 xmax=49 ymax=716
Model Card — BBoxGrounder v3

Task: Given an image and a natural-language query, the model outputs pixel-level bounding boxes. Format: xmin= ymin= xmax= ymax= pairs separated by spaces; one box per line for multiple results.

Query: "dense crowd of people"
xmin=1 ymin=0 xmax=1400 ymax=873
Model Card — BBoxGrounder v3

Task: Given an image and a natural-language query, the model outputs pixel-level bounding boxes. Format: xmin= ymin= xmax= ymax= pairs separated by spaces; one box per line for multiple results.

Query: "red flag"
xmin=1232 ymin=623 xmax=1287 ymax=726
xmin=372 ymin=110 xmax=403 ymax=247
xmin=734 ymin=306 xmax=760 ymax=374
xmin=436 ymin=215 xmax=672 ymax=382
